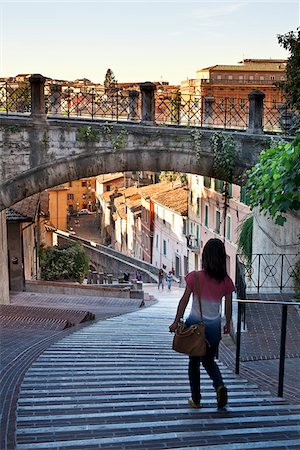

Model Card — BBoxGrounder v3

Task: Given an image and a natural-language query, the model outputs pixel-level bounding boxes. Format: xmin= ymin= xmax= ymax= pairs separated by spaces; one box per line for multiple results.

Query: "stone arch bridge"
xmin=0 ymin=75 xmax=293 ymax=210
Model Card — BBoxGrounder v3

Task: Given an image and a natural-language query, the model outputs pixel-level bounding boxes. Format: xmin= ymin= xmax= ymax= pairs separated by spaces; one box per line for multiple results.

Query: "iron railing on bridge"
xmin=0 ymin=80 xmax=298 ymax=133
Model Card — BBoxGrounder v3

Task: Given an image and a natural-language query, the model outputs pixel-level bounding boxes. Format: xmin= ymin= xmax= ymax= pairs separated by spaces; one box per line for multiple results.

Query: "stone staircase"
xmin=16 ymin=297 xmax=300 ymax=449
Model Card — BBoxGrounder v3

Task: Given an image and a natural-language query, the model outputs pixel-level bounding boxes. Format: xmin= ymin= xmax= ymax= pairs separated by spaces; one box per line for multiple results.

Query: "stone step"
xmin=16 ymin=298 xmax=300 ymax=449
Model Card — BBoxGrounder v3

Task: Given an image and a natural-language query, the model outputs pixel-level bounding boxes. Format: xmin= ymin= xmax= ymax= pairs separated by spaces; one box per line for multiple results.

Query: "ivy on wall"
xmin=190 ymin=128 xmax=203 ymax=161
xmin=77 ymin=123 xmax=128 ymax=150
xmin=210 ymin=131 xmax=236 ymax=182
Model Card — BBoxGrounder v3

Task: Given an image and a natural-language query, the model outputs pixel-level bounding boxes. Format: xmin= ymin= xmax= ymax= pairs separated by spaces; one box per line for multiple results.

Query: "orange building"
xmin=65 ymin=178 xmax=96 ymax=215
xmin=47 ymin=185 xmax=69 ymax=231
xmin=181 ymin=59 xmax=287 ymax=130
xmin=47 ymin=177 xmax=96 ymax=231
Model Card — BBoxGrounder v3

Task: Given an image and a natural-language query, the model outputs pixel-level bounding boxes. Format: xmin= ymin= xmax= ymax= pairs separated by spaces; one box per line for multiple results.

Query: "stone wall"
xmin=7 ymin=223 xmax=24 ymax=291
xmin=0 ymin=211 xmax=9 ymax=304
xmin=251 ymin=210 xmax=299 ymax=293
xmin=25 ymin=280 xmax=132 ymax=299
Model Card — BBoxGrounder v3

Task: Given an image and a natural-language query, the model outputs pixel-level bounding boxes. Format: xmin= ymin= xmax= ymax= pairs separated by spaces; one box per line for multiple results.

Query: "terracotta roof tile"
xmin=97 ymin=173 xmax=124 ymax=183
xmin=7 ymin=193 xmax=42 ymax=221
xmin=138 ymin=181 xmax=180 ymax=199
xmin=152 ymin=186 xmax=188 ymax=216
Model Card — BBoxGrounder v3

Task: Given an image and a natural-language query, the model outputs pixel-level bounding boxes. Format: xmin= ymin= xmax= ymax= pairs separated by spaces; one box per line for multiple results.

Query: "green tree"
xmin=246 ymin=136 xmax=300 ymax=226
xmin=277 ymin=28 xmax=300 ymax=111
xmin=237 ymin=215 xmax=253 ymax=265
xmin=41 ymin=242 xmax=88 ymax=283
xmin=159 ymin=171 xmax=187 ymax=185
xmin=104 ymin=68 xmax=117 ymax=92
xmin=7 ymin=81 xmax=31 ymax=113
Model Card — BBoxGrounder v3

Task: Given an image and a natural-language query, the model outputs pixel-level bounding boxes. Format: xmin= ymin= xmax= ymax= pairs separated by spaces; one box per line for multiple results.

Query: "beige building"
xmin=188 ymin=174 xmax=250 ymax=280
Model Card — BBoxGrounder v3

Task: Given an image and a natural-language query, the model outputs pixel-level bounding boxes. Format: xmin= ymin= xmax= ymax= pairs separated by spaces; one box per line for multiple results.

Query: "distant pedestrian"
xmin=167 ymin=271 xmax=173 ymax=290
xmin=169 ymin=238 xmax=235 ymax=409
xmin=136 ymin=270 xmax=142 ymax=281
xmin=158 ymin=269 xmax=165 ymax=290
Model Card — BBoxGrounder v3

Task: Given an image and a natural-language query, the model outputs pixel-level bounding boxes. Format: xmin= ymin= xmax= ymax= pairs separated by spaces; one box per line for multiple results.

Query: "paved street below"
xmin=68 ymin=213 xmax=101 ymax=243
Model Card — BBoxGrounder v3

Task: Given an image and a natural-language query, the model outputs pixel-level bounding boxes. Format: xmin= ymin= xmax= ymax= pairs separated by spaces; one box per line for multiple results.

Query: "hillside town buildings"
xmin=95 ymin=173 xmax=250 ymax=280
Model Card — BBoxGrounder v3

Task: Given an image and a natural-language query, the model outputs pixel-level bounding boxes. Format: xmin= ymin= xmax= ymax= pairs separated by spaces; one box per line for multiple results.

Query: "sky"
xmin=0 ymin=0 xmax=299 ymax=85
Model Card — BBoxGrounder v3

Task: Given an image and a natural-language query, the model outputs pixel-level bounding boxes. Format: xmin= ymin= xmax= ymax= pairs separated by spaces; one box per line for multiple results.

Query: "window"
xmin=270 ymin=76 xmax=275 ymax=81
xmin=190 ymin=222 xmax=194 ymax=235
xmin=226 ymin=216 xmax=231 ymax=241
xmin=156 ymin=234 xmax=159 ymax=248
xmin=240 ymin=186 xmax=249 ymax=205
xmin=240 ymin=99 xmax=246 ymax=109
xmin=249 ymin=76 xmax=254 ymax=80
xmin=67 ymin=193 xmax=74 ymax=200
xmin=260 ymin=76 xmax=264 ymax=80
xmin=228 ymin=75 xmax=233 ymax=80
xmin=204 ymin=205 xmax=209 ymax=227
xmin=81 ymin=181 xmax=87 ymax=187
xmin=215 ymin=210 xmax=221 ymax=234
xmin=227 ymin=183 xmax=232 ymax=197
xmin=239 ymin=75 xmax=243 ymax=81
xmin=196 ymin=224 xmax=200 ymax=246
xmin=203 ymin=176 xmax=211 ymax=188
xmin=183 ymin=219 xmax=187 ymax=235
xmin=196 ymin=197 xmax=200 ymax=217
xmin=69 ymin=181 xmax=72 ymax=187
xmin=163 ymin=240 xmax=167 ymax=256
xmin=106 ymin=185 xmax=111 ymax=192
xmin=214 ymin=179 xmax=224 ymax=193
xmin=217 ymin=75 xmax=222 ymax=80
xmin=190 ymin=191 xmax=193 ymax=204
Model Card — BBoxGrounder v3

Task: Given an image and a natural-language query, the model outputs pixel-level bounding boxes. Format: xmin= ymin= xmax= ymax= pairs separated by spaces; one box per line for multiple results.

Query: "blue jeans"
xmin=158 ymin=278 xmax=164 ymax=290
xmin=188 ymin=343 xmax=224 ymax=404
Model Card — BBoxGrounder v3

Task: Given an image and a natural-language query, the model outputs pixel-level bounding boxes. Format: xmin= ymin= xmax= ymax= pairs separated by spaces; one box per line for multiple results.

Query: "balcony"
xmin=187 ymin=235 xmax=200 ymax=251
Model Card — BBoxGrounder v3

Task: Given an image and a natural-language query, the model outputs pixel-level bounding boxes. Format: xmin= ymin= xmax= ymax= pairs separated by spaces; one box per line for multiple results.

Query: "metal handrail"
xmin=234 ymin=298 xmax=299 ymax=397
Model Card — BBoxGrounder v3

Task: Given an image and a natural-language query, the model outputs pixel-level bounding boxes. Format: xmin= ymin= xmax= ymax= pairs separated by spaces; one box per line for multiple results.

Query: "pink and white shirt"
xmin=185 ymin=270 xmax=235 ymax=344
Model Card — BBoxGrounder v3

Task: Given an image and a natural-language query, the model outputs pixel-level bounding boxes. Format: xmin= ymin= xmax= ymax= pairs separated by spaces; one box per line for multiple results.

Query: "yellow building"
xmin=66 ymin=178 xmax=96 ymax=215
xmin=47 ymin=178 xmax=96 ymax=231
xmin=47 ymin=185 xmax=69 ymax=231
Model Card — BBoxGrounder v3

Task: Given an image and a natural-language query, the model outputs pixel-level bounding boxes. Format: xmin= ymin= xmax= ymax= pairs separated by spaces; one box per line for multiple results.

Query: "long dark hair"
xmin=202 ymin=238 xmax=227 ymax=281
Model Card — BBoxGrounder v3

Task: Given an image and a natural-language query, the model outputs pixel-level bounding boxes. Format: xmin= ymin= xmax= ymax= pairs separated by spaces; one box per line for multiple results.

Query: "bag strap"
xmin=194 ymin=271 xmax=204 ymax=322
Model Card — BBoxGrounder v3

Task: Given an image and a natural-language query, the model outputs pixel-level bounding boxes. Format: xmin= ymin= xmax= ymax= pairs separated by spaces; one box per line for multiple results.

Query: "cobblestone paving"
xmin=14 ymin=286 xmax=300 ymax=449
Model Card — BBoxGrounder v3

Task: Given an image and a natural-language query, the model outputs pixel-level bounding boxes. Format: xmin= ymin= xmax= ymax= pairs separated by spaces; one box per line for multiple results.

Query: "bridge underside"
xmin=0 ymin=117 xmax=287 ymax=210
